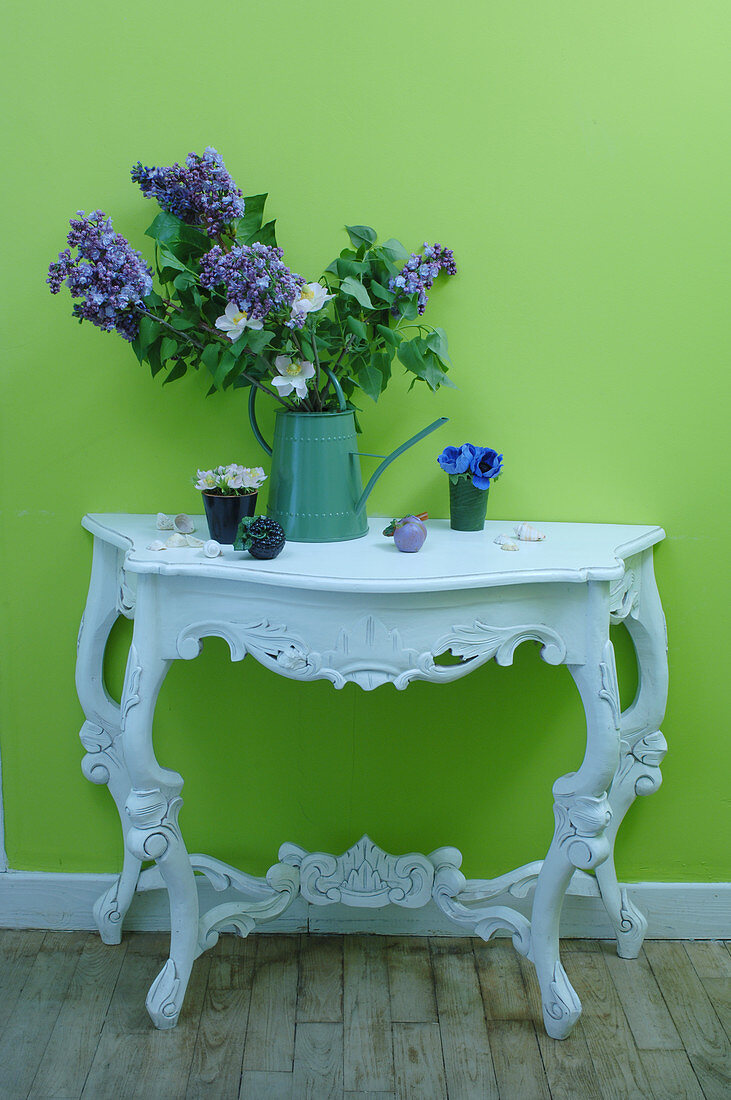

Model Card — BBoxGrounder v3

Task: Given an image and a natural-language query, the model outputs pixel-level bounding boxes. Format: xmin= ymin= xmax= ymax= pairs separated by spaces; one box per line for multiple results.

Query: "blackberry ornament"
xmin=234 ymin=515 xmax=286 ymax=560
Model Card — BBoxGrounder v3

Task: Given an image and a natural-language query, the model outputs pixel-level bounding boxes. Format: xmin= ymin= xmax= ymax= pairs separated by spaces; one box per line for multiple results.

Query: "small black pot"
xmin=202 ymin=492 xmax=257 ymax=543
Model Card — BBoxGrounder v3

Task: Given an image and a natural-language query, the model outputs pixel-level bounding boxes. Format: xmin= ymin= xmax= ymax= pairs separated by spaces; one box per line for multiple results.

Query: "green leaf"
xmin=356 ymin=361 xmax=382 ymax=402
xmin=157 ymin=245 xmax=189 ymax=274
xmin=162 ymin=358 xmax=188 ymax=385
xmin=244 ymin=328 xmax=273 ymax=354
xmin=160 ymin=336 xmax=178 ymax=362
xmin=381 ymin=237 xmax=409 ymax=263
xmin=146 ymin=338 xmax=163 ymax=377
xmin=376 ymin=323 xmax=402 ymax=347
xmin=233 ymin=194 xmax=267 ymax=242
xmin=144 ymin=212 xmax=185 ymax=243
xmin=241 ymin=218 xmax=277 ymax=246
xmin=369 ymin=281 xmax=395 ymax=305
xmin=169 ymin=314 xmax=197 ymax=332
xmin=346 ymin=225 xmax=377 ymax=249
xmin=395 ymin=296 xmax=418 ymax=321
xmin=340 ymin=276 xmax=374 ymax=310
xmin=138 ymin=313 xmax=160 ymax=352
xmin=397 ymin=337 xmax=428 ymax=376
xmin=346 ymin=315 xmax=368 ymax=341
xmin=130 ymin=336 xmax=144 ymax=364
xmin=173 ymin=271 xmax=196 ymax=292
xmin=145 ymin=212 xmax=208 ymax=250
xmin=201 ymin=343 xmax=221 ymax=377
xmin=425 ymin=326 xmax=451 ymax=363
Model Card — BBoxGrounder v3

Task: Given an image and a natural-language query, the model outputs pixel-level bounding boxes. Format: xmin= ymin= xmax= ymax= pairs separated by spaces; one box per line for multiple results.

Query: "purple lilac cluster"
xmin=199 ymin=242 xmax=306 ymax=326
xmin=131 ymin=147 xmax=245 ymax=238
xmin=438 ymin=444 xmax=503 ymax=490
xmin=389 ymin=242 xmax=457 ymax=315
xmin=47 ymin=211 xmax=153 ymax=342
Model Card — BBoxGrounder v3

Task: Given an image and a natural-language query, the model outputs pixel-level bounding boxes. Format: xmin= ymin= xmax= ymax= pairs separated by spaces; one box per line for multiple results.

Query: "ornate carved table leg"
xmin=77 ymin=536 xmax=142 ymax=944
xmin=596 ymin=549 xmax=669 ymax=957
xmin=529 ymin=584 xmax=620 ymax=1039
xmin=121 ymin=578 xmax=199 ymax=1030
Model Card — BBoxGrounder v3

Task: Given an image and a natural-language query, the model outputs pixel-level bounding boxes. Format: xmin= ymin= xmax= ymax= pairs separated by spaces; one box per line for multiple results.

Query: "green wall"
xmin=1 ymin=1 xmax=729 ymax=882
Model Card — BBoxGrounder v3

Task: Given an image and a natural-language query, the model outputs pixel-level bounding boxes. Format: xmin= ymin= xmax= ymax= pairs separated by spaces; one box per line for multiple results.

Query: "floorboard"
xmin=0 ymin=930 xmax=728 ymax=1099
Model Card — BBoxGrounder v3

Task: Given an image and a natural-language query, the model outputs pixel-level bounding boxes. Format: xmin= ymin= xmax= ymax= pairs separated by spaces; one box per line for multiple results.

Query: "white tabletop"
xmin=83 ymin=514 xmax=665 ymax=594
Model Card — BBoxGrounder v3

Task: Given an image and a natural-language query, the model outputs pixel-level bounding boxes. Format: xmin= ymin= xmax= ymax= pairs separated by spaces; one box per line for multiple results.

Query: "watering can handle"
xmin=248 ymin=366 xmax=347 ymax=456
xmin=356 ymin=416 xmax=449 ymax=514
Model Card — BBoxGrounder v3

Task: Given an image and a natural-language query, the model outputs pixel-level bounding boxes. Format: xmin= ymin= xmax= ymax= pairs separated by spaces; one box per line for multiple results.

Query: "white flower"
xmin=195 ymin=469 xmax=219 ymax=491
xmin=290 ymin=281 xmax=334 ymax=322
xmin=215 ymin=301 xmax=265 ymax=342
xmin=272 ymin=355 xmax=316 ymax=400
xmin=241 ymin=466 xmax=267 ymax=489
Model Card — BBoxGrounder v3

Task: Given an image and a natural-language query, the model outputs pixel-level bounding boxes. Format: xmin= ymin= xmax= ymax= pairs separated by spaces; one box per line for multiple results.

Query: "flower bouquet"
xmin=48 ymin=146 xmax=457 ymax=414
xmin=437 ymin=444 xmax=503 ymax=531
xmin=48 ymin=146 xmax=459 ymax=542
xmin=194 ymin=463 xmax=267 ymax=543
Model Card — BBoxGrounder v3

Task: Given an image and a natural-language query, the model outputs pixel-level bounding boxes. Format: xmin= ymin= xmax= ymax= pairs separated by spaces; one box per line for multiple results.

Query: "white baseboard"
xmin=0 ymin=871 xmax=729 ymax=939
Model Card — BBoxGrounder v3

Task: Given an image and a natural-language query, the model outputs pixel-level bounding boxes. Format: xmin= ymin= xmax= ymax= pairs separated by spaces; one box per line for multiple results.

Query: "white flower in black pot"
xmin=195 ymin=464 xmax=267 ymax=543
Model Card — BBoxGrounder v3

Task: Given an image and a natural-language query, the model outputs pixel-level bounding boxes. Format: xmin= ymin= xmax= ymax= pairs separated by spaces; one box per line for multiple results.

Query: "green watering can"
xmin=248 ymin=369 xmax=448 ymax=542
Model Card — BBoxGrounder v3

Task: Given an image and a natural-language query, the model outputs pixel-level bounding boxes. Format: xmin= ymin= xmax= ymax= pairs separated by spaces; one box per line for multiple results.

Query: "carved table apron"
xmin=76 ymin=514 xmax=667 ymax=1037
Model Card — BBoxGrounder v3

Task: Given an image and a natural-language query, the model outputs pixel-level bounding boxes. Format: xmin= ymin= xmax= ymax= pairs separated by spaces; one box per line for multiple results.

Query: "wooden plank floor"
xmin=0 ymin=932 xmax=728 ymax=1099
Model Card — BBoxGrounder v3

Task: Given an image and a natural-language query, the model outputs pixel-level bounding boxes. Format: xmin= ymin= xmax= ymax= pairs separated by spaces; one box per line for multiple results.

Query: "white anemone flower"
xmin=290 ymin=282 xmax=334 ymax=321
xmin=215 ymin=301 xmax=265 ymax=342
xmin=272 ymin=355 xmax=316 ymax=400
xmin=194 ymin=469 xmax=219 ymax=491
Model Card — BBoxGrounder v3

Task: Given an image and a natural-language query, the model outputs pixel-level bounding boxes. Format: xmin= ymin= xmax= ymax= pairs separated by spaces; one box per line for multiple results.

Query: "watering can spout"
xmin=356 ymin=417 xmax=449 ymax=515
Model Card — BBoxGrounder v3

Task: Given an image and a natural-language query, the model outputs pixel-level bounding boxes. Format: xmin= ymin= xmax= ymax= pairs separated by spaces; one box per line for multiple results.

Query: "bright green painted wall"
xmin=1 ymin=2 xmax=729 ymax=882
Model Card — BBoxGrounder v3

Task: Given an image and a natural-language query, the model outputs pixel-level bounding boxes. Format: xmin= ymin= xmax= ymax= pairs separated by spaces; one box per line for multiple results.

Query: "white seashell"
xmin=174 ymin=513 xmax=195 ymax=534
xmin=165 ymin=532 xmax=188 ymax=548
xmin=204 ymin=539 xmax=222 ymax=558
xmin=156 ymin=512 xmax=175 ymax=530
xmin=147 ymin=539 xmax=167 ymax=551
xmin=494 ymin=533 xmax=517 ymax=547
xmin=185 ymin=535 xmax=204 ymax=547
xmin=498 ymin=539 xmax=519 ymax=551
xmin=514 ymin=522 xmax=546 ymax=542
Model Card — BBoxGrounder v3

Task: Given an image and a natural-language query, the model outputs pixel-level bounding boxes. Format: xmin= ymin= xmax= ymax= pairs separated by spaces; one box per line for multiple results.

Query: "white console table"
xmin=76 ymin=514 xmax=667 ymax=1038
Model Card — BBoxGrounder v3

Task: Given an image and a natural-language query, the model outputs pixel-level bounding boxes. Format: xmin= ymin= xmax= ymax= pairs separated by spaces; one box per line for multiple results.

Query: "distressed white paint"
xmin=74 ymin=514 xmax=668 ymax=1037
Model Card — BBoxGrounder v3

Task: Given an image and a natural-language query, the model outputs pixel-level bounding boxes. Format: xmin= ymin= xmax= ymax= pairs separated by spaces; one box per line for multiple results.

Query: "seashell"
xmin=494 ymin=534 xmax=519 ymax=551
xmin=156 ymin=512 xmax=175 ymax=530
xmin=185 ymin=535 xmax=204 ymax=547
xmin=174 ymin=513 xmax=195 ymax=534
xmin=514 ymin=522 xmax=546 ymax=542
xmin=147 ymin=539 xmax=167 ymax=551
xmin=204 ymin=539 xmax=222 ymax=558
xmin=165 ymin=532 xmax=188 ymax=548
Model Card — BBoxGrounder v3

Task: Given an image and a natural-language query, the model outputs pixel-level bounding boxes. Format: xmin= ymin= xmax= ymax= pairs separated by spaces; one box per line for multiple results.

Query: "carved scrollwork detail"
xmin=125 ymin=788 xmax=182 ymax=862
xmin=146 ymin=958 xmax=182 ymax=1028
xmin=610 ymin=558 xmax=641 ymax=623
xmin=196 ymin=862 xmax=300 ymax=955
xmin=430 ymin=855 xmax=532 ymax=954
xmin=552 ymin=792 xmax=612 ymax=870
xmin=176 ymin=619 xmax=334 ymax=682
xmin=79 ymin=720 xmax=123 ymax=786
xmin=120 ymin=646 xmax=142 ymax=731
xmin=614 ymin=729 xmax=667 ymax=797
xmin=175 ymin=614 xmax=569 ymax=691
xmin=117 ymin=566 xmax=136 ymax=618
xmin=281 ymin=835 xmax=435 ymax=908
xmin=543 ymin=960 xmax=582 ymax=1034
xmin=598 ymin=641 xmax=622 ymax=729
